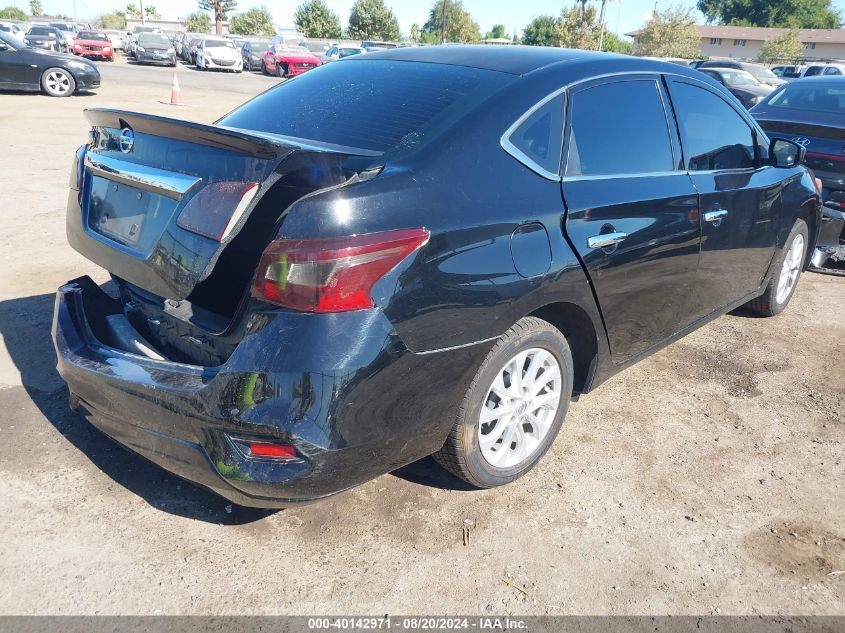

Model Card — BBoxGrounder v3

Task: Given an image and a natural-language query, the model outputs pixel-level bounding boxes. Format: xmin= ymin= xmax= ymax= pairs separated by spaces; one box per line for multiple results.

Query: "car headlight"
xmin=167 ymin=47 xmax=175 ymax=54
xmin=67 ymin=59 xmax=92 ymax=70
xmin=136 ymin=46 xmax=145 ymax=53
xmin=103 ymin=46 xmax=111 ymax=51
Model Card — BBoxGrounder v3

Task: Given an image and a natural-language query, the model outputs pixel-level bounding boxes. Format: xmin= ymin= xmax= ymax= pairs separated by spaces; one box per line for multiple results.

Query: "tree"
xmin=698 ymin=0 xmax=841 ymax=29
xmin=29 ymin=0 xmax=42 ymax=16
xmin=602 ymin=31 xmax=632 ymax=54
xmin=486 ymin=23 xmax=505 ymax=39
xmin=347 ymin=0 xmax=401 ymax=41
xmin=125 ymin=3 xmax=141 ymax=18
xmin=758 ymin=30 xmax=804 ymax=63
xmin=145 ymin=5 xmax=161 ymax=19
xmin=230 ymin=6 xmax=275 ymax=35
xmin=557 ymin=3 xmax=601 ymax=50
xmin=0 ymin=6 xmax=27 ymax=19
xmin=409 ymin=22 xmax=420 ymax=42
xmin=294 ymin=0 xmax=341 ymax=38
xmin=522 ymin=14 xmax=558 ymax=47
xmin=198 ymin=0 xmax=238 ymax=35
xmin=99 ymin=12 xmax=127 ymax=28
xmin=184 ymin=10 xmax=212 ymax=31
xmin=635 ymin=6 xmax=701 ymax=58
xmin=422 ymin=0 xmax=481 ymax=44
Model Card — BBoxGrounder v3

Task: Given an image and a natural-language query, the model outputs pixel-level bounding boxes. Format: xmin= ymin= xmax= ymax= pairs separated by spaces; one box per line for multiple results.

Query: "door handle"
xmin=703 ymin=209 xmax=729 ymax=224
xmin=587 ymin=232 xmax=628 ymax=249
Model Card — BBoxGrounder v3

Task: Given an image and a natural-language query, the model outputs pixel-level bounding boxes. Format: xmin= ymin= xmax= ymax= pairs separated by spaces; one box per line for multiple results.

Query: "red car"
xmin=72 ymin=30 xmax=113 ymax=61
xmin=261 ymin=46 xmax=321 ymax=78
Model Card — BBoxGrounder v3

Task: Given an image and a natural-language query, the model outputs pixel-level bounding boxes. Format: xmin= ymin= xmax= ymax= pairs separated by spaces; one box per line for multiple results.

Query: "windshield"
xmin=28 ymin=27 xmax=55 ymax=36
xmin=205 ymin=39 xmax=235 ymax=48
xmin=766 ymin=82 xmax=845 ymax=113
xmin=220 ymin=59 xmax=512 ymax=153
xmin=718 ymin=70 xmax=758 ymax=86
xmin=339 ymin=47 xmax=363 ymax=58
xmin=78 ymin=31 xmax=109 ymax=41
xmin=50 ymin=23 xmax=73 ymax=31
xmin=748 ymin=66 xmax=777 ymax=81
xmin=135 ymin=26 xmax=159 ymax=33
xmin=249 ymin=42 xmax=270 ymax=52
xmin=138 ymin=33 xmax=170 ymax=46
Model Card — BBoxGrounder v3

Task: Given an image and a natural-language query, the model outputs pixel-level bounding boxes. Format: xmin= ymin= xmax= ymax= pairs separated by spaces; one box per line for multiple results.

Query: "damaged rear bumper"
xmin=809 ymin=205 xmax=845 ymax=275
xmin=52 ymin=277 xmax=487 ymax=507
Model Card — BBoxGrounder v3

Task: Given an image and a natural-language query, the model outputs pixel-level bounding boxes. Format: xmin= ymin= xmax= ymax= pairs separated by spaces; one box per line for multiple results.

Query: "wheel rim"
xmin=478 ymin=347 xmax=562 ymax=469
xmin=776 ymin=233 xmax=805 ymax=304
xmin=46 ymin=71 xmax=71 ymax=95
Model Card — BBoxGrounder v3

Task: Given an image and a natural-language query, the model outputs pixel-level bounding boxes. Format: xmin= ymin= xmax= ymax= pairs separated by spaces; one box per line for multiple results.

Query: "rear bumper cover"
xmin=52 ymin=277 xmax=488 ymax=507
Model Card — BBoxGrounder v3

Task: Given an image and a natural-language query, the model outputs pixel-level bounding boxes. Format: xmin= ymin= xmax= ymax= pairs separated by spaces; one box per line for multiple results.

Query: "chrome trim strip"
xmin=561 ymin=170 xmax=684 ymax=182
xmin=84 ymin=153 xmax=202 ymax=201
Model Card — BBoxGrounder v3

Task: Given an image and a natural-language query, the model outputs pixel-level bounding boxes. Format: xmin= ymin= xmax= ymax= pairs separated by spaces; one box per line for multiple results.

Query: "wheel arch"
xmin=528 ymin=301 xmax=599 ymax=396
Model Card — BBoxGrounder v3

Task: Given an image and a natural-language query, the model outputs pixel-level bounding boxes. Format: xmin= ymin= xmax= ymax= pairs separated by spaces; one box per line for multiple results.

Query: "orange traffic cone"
xmin=170 ymin=70 xmax=182 ymax=106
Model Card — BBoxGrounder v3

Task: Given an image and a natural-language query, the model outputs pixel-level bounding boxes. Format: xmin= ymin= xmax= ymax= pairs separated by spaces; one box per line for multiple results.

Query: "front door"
xmin=666 ymin=79 xmax=782 ymax=316
xmin=562 ymin=76 xmax=701 ymax=364
xmin=0 ymin=39 xmax=28 ymax=86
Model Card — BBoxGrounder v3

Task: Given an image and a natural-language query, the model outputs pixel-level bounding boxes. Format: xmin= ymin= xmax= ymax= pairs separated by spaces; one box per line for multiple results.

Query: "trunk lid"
xmin=69 ymin=108 xmax=377 ymax=303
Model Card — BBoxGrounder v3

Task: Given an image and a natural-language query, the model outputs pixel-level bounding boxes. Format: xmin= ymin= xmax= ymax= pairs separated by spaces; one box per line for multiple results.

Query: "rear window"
xmin=766 ymin=82 xmax=845 ymax=113
xmin=219 ymin=60 xmax=511 ymax=153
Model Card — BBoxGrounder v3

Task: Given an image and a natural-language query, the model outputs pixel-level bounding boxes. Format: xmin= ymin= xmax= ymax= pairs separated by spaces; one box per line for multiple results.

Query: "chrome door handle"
xmin=704 ymin=209 xmax=729 ymax=223
xmin=587 ymin=232 xmax=628 ymax=249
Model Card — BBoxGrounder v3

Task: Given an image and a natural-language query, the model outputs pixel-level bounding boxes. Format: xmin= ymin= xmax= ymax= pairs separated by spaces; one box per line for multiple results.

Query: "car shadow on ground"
xmin=0 ymin=292 xmax=274 ymax=525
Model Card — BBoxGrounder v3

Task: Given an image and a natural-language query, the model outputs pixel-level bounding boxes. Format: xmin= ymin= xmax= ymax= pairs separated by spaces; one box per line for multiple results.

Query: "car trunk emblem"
xmin=119 ymin=127 xmax=135 ymax=154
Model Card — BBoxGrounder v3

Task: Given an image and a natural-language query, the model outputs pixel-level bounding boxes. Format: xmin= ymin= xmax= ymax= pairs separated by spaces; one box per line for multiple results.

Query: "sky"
xmin=9 ymin=0 xmax=845 ymax=38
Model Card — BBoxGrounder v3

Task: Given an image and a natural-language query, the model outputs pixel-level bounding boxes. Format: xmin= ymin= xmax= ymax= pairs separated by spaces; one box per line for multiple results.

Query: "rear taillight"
xmin=252 ymin=228 xmax=430 ymax=313
xmin=176 ymin=181 xmax=259 ymax=242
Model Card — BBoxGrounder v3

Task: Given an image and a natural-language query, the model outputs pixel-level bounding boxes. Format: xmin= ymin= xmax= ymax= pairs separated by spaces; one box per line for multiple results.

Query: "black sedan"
xmin=752 ymin=77 xmax=845 ymax=272
xmin=241 ymin=40 xmax=270 ymax=71
xmin=133 ymin=32 xmax=176 ymax=66
xmin=23 ymin=25 xmax=64 ymax=52
xmin=0 ymin=31 xmax=100 ymax=96
xmin=698 ymin=67 xmax=773 ymax=108
xmin=54 ymin=47 xmax=819 ymax=507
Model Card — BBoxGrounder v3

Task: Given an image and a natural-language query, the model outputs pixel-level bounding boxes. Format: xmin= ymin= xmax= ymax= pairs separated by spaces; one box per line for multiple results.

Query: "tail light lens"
xmin=252 ymin=228 xmax=430 ymax=313
xmin=176 ymin=181 xmax=259 ymax=242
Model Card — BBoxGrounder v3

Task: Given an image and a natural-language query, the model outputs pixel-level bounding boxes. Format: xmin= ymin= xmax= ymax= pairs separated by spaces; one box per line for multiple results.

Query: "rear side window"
xmin=504 ymin=94 xmax=565 ymax=178
xmin=671 ymin=82 xmax=755 ymax=171
xmin=804 ymin=66 xmax=824 ymax=77
xmin=219 ymin=60 xmax=512 ymax=153
xmin=565 ymin=80 xmax=674 ymax=177
xmin=824 ymin=66 xmax=842 ymax=75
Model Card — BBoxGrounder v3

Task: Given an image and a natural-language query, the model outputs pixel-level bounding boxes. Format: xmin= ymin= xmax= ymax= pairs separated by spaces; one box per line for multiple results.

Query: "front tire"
xmin=745 ymin=218 xmax=809 ymax=316
xmin=41 ymin=67 xmax=75 ymax=97
xmin=433 ymin=317 xmax=573 ymax=488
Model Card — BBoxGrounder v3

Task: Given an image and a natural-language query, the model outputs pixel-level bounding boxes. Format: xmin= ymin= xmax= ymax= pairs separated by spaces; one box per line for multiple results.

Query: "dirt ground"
xmin=0 ymin=61 xmax=843 ymax=616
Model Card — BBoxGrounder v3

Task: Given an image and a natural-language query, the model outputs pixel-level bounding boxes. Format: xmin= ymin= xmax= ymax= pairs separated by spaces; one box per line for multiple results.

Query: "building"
xmin=628 ymin=24 xmax=845 ymax=62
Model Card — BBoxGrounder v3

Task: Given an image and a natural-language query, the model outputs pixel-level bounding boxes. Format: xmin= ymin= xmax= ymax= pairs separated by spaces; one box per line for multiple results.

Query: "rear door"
xmin=562 ymin=75 xmax=701 ymax=364
xmin=666 ymin=78 xmax=782 ymax=316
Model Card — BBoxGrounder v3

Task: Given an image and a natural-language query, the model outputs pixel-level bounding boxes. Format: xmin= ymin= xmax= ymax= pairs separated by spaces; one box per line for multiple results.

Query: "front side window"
xmin=505 ymin=94 xmax=565 ymax=178
xmin=671 ymin=82 xmax=756 ymax=171
xmin=565 ymin=80 xmax=674 ymax=177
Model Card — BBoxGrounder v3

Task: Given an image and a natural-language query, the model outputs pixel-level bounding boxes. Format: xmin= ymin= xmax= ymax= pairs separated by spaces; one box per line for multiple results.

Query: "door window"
xmin=565 ymin=80 xmax=674 ymax=177
xmin=671 ymin=82 xmax=756 ymax=171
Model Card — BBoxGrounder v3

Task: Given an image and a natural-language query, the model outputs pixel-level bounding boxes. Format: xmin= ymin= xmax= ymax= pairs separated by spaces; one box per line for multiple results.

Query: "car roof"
xmin=789 ymin=74 xmax=845 ymax=82
xmin=358 ymin=45 xmax=638 ymax=76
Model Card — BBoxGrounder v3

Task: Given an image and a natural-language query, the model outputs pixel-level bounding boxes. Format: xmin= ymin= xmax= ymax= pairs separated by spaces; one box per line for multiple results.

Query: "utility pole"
xmin=440 ymin=0 xmax=447 ymax=44
xmin=597 ymin=0 xmax=608 ymax=51
xmin=139 ymin=0 xmax=146 ymax=24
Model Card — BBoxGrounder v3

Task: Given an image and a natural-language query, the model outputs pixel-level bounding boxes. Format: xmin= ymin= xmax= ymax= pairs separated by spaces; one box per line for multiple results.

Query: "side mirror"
xmin=0 ymin=42 xmax=8 ymax=51
xmin=770 ymin=138 xmax=805 ymax=168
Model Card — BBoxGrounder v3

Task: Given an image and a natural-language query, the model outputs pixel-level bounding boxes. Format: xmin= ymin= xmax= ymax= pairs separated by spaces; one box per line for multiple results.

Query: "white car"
xmin=0 ymin=21 xmax=26 ymax=41
xmin=103 ymin=29 xmax=124 ymax=50
xmin=320 ymin=45 xmax=366 ymax=63
xmin=196 ymin=37 xmax=243 ymax=72
xmin=801 ymin=63 xmax=845 ymax=77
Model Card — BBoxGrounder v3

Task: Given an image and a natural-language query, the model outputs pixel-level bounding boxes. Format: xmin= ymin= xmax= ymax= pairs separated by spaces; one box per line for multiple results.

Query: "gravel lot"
xmin=0 ymin=59 xmax=843 ymax=616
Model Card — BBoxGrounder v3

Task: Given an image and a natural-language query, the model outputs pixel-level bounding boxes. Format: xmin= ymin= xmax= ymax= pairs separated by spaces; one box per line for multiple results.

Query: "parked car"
xmin=321 ymin=45 xmax=366 ymax=63
xmin=125 ymin=25 xmax=161 ymax=57
xmin=0 ymin=31 xmax=100 ymax=96
xmin=801 ymin=63 xmax=845 ymax=78
xmin=49 ymin=21 xmax=76 ymax=51
xmin=133 ymin=32 xmax=176 ymax=66
xmin=241 ymin=40 xmax=270 ymax=71
xmin=55 ymin=48 xmax=820 ymax=508
xmin=24 ymin=25 xmax=63 ymax=52
xmin=72 ymin=30 xmax=114 ymax=61
xmin=269 ymin=31 xmax=309 ymax=51
xmin=102 ymin=29 xmax=124 ymax=50
xmin=698 ymin=67 xmax=772 ymax=107
xmin=362 ymin=39 xmax=398 ymax=51
xmin=262 ymin=43 xmax=321 ymax=77
xmin=195 ymin=36 xmax=242 ymax=72
xmin=185 ymin=36 xmax=202 ymax=64
xmin=0 ymin=21 xmax=26 ymax=42
xmin=698 ymin=60 xmax=785 ymax=87
xmin=771 ymin=64 xmax=804 ymax=79
xmin=751 ymin=76 xmax=845 ymax=273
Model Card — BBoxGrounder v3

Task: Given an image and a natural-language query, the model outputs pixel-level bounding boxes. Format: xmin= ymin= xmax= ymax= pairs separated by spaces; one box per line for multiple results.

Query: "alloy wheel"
xmin=477 ymin=347 xmax=562 ymax=469
xmin=776 ymin=233 xmax=805 ymax=304
xmin=45 ymin=70 xmax=71 ymax=95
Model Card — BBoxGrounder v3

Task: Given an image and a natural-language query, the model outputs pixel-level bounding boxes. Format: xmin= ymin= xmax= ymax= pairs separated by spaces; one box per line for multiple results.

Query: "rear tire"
xmin=745 ymin=218 xmax=809 ymax=316
xmin=41 ymin=67 xmax=75 ymax=97
xmin=433 ymin=317 xmax=573 ymax=488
